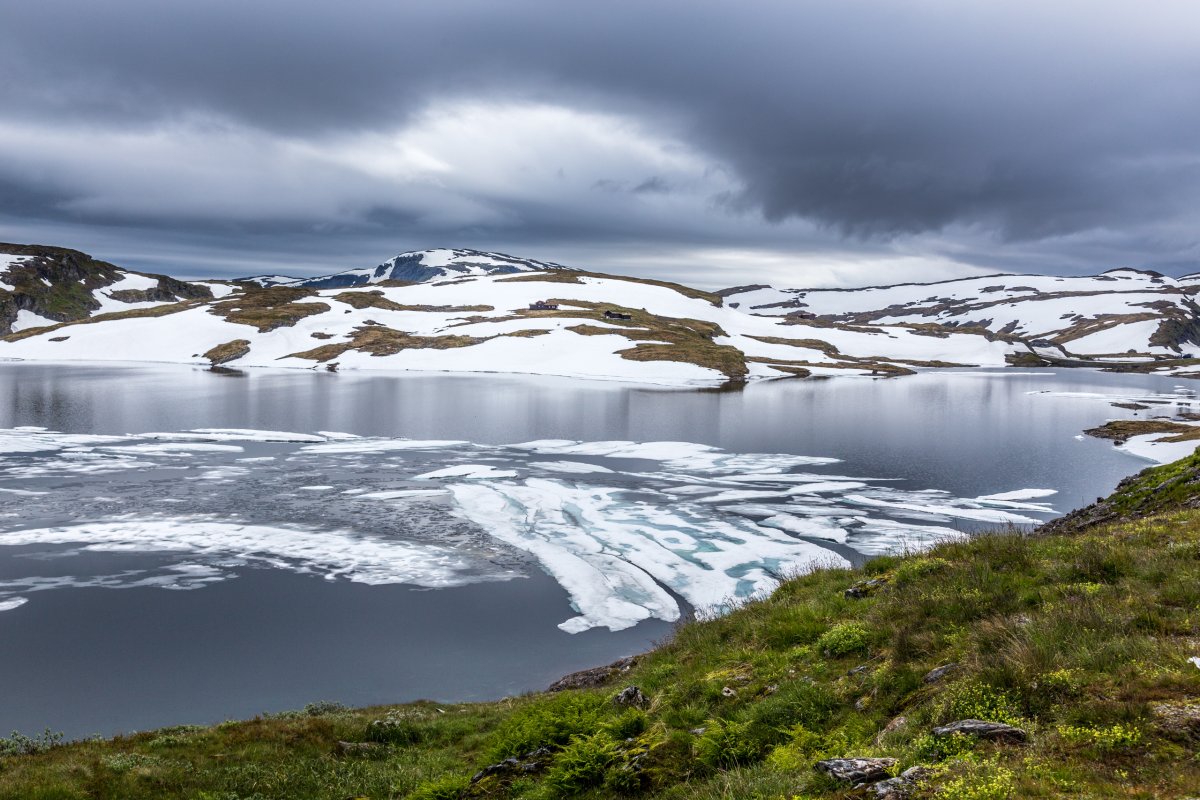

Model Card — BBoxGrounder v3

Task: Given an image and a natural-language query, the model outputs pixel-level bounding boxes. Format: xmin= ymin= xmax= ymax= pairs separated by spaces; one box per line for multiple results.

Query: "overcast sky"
xmin=1 ymin=1 xmax=1197 ymax=288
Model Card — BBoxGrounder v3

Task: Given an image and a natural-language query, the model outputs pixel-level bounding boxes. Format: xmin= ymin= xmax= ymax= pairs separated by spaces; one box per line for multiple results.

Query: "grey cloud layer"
xmin=1 ymin=0 xmax=1197 ymax=283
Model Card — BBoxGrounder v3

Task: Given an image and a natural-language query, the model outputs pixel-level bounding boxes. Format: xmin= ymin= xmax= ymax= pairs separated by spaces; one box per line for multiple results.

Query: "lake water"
xmin=0 ymin=362 xmax=1192 ymax=737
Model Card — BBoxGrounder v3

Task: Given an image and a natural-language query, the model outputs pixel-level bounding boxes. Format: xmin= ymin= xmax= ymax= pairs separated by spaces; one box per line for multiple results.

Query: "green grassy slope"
xmin=3 ymin=459 xmax=1199 ymax=799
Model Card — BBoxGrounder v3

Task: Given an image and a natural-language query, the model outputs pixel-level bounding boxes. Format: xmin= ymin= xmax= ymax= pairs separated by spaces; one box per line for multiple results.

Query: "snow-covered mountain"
xmin=4 ymin=243 xmax=1200 ymax=386
xmin=722 ymin=268 xmax=1200 ymax=361
xmin=267 ymin=248 xmax=568 ymax=289
xmin=0 ymin=256 xmax=1015 ymax=385
xmin=237 ymin=275 xmax=299 ymax=288
xmin=0 ymin=243 xmax=219 ymax=335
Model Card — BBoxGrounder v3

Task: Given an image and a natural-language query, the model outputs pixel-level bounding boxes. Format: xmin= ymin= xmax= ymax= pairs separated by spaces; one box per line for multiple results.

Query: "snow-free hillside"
xmin=722 ymin=269 xmax=1200 ymax=361
xmin=280 ymin=248 xmax=567 ymax=289
xmin=0 ymin=268 xmax=1017 ymax=385
xmin=0 ymin=243 xmax=220 ymax=335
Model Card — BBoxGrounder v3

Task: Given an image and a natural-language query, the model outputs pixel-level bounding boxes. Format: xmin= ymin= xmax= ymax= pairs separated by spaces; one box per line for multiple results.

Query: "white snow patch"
xmin=1118 ymin=434 xmax=1200 ymax=464
xmin=11 ymin=310 xmax=56 ymax=332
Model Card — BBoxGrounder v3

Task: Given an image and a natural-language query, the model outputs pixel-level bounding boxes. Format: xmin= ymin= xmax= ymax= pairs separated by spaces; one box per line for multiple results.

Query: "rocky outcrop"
xmin=548 ymin=655 xmax=641 ymax=691
xmin=470 ymin=747 xmax=552 ymax=784
xmin=1039 ymin=452 xmax=1200 ymax=534
xmin=203 ymin=339 xmax=252 ymax=365
xmin=614 ymin=685 xmax=650 ymax=708
xmin=0 ymin=242 xmax=211 ymax=335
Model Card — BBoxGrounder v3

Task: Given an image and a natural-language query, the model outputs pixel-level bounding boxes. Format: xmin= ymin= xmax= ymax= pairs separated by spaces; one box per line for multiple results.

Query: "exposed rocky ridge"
xmin=0 ymin=243 xmax=212 ymax=335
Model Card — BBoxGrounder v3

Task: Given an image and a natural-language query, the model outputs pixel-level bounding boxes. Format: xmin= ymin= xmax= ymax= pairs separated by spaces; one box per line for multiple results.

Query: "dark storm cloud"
xmin=0 ymin=0 xmax=1197 ymax=283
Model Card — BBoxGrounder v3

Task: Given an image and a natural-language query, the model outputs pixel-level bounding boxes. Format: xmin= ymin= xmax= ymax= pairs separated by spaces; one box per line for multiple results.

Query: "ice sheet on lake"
xmin=843 ymin=494 xmax=1041 ymax=524
xmin=0 ymin=516 xmax=487 ymax=587
xmin=359 ymin=489 xmax=449 ymax=500
xmin=0 ymin=427 xmax=1060 ymax=628
xmin=300 ymin=438 xmax=470 ymax=454
xmin=145 ymin=429 xmax=328 ymax=443
xmin=415 ymin=465 xmax=519 ymax=480
xmin=444 ymin=479 xmax=847 ymax=632
xmin=529 ymin=461 xmax=616 ymax=474
xmin=978 ymin=489 xmax=1057 ymax=501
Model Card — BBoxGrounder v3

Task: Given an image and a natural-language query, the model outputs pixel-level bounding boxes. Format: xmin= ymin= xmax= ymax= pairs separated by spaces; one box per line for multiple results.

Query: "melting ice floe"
xmin=0 ymin=427 xmax=1057 ymax=632
xmin=0 ymin=517 xmax=479 ymax=586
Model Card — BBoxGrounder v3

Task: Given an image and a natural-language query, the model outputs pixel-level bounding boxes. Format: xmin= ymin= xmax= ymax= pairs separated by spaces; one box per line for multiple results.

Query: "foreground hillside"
xmin=5 ymin=242 xmax=1200 ymax=384
xmin=3 ymin=456 xmax=1198 ymax=799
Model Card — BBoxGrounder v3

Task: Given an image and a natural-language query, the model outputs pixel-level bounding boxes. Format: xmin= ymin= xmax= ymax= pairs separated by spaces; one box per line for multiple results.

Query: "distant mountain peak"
xmin=277 ymin=248 xmax=568 ymax=290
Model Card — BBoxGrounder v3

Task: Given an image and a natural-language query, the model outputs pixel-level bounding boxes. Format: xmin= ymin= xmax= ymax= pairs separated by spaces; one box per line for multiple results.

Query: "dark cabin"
xmin=529 ymin=300 xmax=559 ymax=311
xmin=603 ymin=310 xmax=633 ymax=320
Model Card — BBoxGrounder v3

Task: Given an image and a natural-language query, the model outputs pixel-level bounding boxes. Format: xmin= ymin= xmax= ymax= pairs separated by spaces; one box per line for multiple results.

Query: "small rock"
xmin=721 ymin=686 xmax=737 ymax=697
xmin=470 ymin=748 xmax=552 ymax=782
xmin=1151 ymin=701 xmax=1200 ymax=738
xmin=845 ymin=577 xmax=889 ymax=599
xmin=871 ymin=777 xmax=911 ymax=798
xmin=815 ymin=757 xmax=897 ymax=784
xmin=764 ymin=683 xmax=779 ymax=695
xmin=614 ymin=685 xmax=650 ymax=708
xmin=871 ymin=767 xmax=933 ymax=799
xmin=471 ymin=757 xmax=520 ymax=783
xmin=848 ymin=664 xmax=872 ymax=677
xmin=932 ymin=719 xmax=1028 ymax=743
xmin=922 ymin=663 xmax=958 ymax=684
xmin=689 ymin=727 xmax=707 ymax=736
xmin=875 ymin=715 xmax=908 ymax=744
xmin=855 ymin=695 xmax=871 ymax=711
xmin=336 ymin=740 xmax=382 ymax=756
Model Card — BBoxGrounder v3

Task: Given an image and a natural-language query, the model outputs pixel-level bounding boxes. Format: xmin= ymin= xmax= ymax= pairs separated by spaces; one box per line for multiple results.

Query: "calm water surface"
xmin=0 ymin=362 xmax=1188 ymax=737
